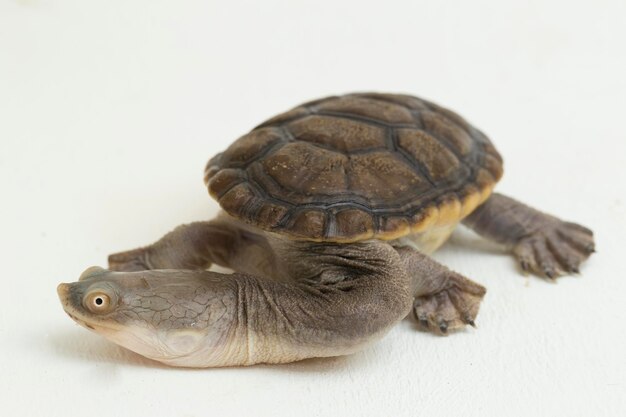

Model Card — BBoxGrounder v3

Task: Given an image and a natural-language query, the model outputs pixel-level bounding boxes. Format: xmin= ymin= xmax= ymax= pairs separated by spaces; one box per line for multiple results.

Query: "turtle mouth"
xmin=64 ymin=310 xmax=97 ymax=330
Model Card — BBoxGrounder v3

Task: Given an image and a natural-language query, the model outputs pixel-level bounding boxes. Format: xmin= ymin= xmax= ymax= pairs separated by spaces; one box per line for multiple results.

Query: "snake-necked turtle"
xmin=57 ymin=93 xmax=595 ymax=367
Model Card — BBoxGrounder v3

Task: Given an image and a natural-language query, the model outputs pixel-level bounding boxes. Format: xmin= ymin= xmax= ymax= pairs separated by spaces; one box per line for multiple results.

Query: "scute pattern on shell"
xmin=205 ymin=93 xmax=503 ymax=242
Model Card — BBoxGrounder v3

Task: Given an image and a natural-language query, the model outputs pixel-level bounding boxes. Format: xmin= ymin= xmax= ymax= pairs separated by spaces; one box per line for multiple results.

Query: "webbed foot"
xmin=513 ymin=221 xmax=595 ymax=280
xmin=413 ymin=273 xmax=486 ymax=335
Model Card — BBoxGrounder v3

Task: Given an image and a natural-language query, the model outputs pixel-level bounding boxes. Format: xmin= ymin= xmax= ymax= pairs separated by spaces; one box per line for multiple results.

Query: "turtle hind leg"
xmin=396 ymin=247 xmax=486 ymax=335
xmin=462 ymin=193 xmax=595 ymax=280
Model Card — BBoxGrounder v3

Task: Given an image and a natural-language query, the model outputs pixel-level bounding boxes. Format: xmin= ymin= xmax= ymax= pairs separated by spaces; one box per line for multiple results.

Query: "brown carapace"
xmin=205 ymin=93 xmax=503 ymax=242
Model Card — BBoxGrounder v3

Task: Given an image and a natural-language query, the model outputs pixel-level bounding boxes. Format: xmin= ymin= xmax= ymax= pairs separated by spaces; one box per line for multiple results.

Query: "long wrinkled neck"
xmin=95 ymin=239 xmax=412 ymax=367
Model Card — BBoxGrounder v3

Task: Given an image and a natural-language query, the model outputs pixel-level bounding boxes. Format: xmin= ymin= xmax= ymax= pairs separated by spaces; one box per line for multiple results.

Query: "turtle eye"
xmin=84 ymin=291 xmax=116 ymax=314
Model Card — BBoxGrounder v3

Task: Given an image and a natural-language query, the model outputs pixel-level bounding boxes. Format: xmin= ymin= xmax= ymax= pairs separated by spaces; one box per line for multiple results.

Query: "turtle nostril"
xmin=57 ymin=283 xmax=70 ymax=299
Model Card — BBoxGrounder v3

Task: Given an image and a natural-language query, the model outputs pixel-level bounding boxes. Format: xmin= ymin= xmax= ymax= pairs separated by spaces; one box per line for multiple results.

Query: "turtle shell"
xmin=204 ymin=93 xmax=503 ymax=242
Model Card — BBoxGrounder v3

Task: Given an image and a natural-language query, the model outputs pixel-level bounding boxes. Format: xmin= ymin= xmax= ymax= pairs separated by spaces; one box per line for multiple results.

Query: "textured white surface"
xmin=1 ymin=1 xmax=625 ymax=416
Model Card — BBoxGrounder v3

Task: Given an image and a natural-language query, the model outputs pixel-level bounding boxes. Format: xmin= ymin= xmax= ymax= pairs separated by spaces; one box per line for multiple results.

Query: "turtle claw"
xmin=543 ymin=267 xmax=555 ymax=280
xmin=462 ymin=314 xmax=476 ymax=327
xmin=412 ymin=272 xmax=485 ymax=335
xmin=438 ymin=320 xmax=448 ymax=334
xmin=513 ymin=220 xmax=595 ymax=280
xmin=415 ymin=312 xmax=430 ymax=329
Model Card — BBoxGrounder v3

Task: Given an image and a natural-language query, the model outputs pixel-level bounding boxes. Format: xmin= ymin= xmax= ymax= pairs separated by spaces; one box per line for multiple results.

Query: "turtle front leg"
xmin=108 ymin=221 xmax=226 ymax=271
xmin=462 ymin=193 xmax=595 ymax=280
xmin=108 ymin=216 xmax=278 ymax=277
xmin=396 ymin=247 xmax=486 ymax=334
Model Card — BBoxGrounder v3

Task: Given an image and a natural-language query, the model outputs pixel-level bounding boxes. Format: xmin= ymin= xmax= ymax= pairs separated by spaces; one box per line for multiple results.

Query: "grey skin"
xmin=58 ymin=193 xmax=594 ymax=367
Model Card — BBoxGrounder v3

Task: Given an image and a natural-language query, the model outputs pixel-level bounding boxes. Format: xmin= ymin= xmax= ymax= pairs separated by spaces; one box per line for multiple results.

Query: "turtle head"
xmin=57 ymin=267 xmax=229 ymax=365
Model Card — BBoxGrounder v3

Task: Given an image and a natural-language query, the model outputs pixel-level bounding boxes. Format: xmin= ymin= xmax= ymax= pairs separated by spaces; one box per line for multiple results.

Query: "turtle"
xmin=57 ymin=92 xmax=595 ymax=368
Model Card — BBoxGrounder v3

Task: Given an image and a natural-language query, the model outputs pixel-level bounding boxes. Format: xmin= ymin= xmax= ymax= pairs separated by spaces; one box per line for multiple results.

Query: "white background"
xmin=1 ymin=1 xmax=625 ymax=416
